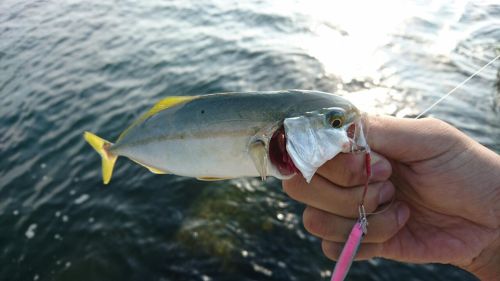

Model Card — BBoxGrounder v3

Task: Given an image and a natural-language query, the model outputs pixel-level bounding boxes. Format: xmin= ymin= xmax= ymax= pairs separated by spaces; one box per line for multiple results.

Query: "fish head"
xmin=282 ymin=106 xmax=367 ymax=183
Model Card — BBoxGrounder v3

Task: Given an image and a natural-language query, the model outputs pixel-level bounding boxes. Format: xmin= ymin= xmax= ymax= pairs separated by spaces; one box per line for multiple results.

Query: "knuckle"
xmin=339 ymin=168 xmax=362 ymax=187
xmin=421 ymin=118 xmax=457 ymax=141
xmin=366 ymin=181 xmax=391 ymax=213
xmin=338 ymin=156 xmax=364 ymax=187
xmin=321 ymin=240 xmax=338 ymax=261
xmin=424 ymin=117 xmax=448 ymax=128
xmin=364 ymin=200 xmax=378 ymax=215
xmin=319 ymin=154 xmax=365 ymax=187
xmin=282 ymin=177 xmax=303 ymax=200
xmin=367 ymin=203 xmax=405 ymax=243
xmin=302 ymin=207 xmax=326 ymax=237
xmin=368 ymin=232 xmax=389 ymax=244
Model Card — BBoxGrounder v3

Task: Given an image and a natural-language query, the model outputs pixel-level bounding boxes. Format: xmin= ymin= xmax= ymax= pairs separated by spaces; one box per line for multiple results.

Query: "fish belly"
xmin=118 ymin=135 xmax=266 ymax=179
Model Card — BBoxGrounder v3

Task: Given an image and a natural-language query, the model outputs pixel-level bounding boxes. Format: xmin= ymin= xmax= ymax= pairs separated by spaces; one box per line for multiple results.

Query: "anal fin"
xmin=146 ymin=166 xmax=169 ymax=174
xmin=130 ymin=159 xmax=170 ymax=174
xmin=197 ymin=177 xmax=230 ymax=181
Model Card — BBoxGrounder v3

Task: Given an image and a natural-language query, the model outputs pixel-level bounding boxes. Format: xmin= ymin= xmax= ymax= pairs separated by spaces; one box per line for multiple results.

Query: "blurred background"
xmin=1 ymin=0 xmax=499 ymax=280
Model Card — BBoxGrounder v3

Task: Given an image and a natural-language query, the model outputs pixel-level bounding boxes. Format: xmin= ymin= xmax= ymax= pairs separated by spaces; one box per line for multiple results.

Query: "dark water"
xmin=1 ymin=0 xmax=499 ymax=280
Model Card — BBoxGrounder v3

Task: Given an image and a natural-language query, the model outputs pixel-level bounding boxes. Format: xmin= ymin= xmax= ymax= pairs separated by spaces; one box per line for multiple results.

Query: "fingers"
xmin=283 ymin=175 xmax=395 ymax=218
xmin=302 ymin=202 xmax=410 ymax=243
xmin=316 ymin=151 xmax=391 ymax=187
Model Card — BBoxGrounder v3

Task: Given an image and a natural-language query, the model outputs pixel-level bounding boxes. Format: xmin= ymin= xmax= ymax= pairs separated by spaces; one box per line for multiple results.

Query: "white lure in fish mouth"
xmin=284 ymin=111 xmax=367 ymax=183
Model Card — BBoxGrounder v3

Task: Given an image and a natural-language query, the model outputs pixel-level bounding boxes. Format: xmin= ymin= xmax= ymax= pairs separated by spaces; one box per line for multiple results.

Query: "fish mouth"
xmin=269 ymin=126 xmax=300 ymax=177
xmin=347 ymin=123 xmax=358 ymax=151
xmin=269 ymin=117 xmax=367 ymax=179
xmin=347 ymin=118 xmax=369 ymax=153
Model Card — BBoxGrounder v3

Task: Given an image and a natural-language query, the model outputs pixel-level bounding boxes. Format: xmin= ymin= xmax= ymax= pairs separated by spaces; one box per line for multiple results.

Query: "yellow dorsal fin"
xmin=117 ymin=96 xmax=198 ymax=142
xmin=196 ymin=177 xmax=231 ymax=181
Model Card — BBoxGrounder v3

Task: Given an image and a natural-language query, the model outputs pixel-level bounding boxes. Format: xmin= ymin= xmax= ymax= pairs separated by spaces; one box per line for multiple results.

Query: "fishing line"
xmin=364 ymin=55 xmax=499 ymax=217
xmin=368 ymin=54 xmax=500 ymax=212
xmin=331 ymin=49 xmax=499 ymax=281
xmin=415 ymin=53 xmax=500 ymax=119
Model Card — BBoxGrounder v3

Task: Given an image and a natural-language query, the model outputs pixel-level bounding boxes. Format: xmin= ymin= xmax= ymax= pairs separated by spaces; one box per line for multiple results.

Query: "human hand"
xmin=283 ymin=115 xmax=500 ymax=280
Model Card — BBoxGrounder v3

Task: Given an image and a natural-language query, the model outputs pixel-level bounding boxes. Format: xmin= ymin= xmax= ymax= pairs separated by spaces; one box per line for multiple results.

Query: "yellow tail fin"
xmin=84 ymin=131 xmax=118 ymax=184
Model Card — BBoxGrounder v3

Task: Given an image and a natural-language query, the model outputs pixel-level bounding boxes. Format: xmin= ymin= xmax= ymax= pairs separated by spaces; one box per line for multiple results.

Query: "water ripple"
xmin=0 ymin=0 xmax=495 ymax=280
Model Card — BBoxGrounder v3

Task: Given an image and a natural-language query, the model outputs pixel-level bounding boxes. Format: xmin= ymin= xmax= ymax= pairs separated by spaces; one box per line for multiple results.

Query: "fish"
xmin=84 ymin=90 xmax=368 ymax=184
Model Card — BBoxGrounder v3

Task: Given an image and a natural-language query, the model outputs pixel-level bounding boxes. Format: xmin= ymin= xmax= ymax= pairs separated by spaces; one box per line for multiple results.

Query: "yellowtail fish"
xmin=84 ymin=90 xmax=368 ymax=184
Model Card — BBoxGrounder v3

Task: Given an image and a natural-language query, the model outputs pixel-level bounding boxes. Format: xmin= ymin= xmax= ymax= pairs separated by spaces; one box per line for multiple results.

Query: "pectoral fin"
xmin=249 ymin=139 xmax=268 ymax=181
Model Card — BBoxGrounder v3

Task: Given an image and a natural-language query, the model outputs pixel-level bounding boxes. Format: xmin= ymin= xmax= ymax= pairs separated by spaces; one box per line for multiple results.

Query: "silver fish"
xmin=84 ymin=90 xmax=366 ymax=184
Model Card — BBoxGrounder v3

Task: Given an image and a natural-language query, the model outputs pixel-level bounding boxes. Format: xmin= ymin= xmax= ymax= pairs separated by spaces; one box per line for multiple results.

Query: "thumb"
xmin=365 ymin=115 xmax=461 ymax=162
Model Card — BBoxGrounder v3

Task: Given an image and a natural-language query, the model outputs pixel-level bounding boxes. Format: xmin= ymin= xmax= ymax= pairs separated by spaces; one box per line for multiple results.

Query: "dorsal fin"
xmin=117 ymin=96 xmax=198 ymax=142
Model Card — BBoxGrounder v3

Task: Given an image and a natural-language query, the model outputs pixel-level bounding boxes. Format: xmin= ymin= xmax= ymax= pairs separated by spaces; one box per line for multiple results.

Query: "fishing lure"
xmin=329 ymin=53 xmax=499 ymax=281
xmin=330 ymin=149 xmax=371 ymax=281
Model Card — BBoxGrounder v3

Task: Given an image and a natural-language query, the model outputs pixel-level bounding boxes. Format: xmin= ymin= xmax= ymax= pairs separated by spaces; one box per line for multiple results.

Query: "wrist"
xmin=463 ymin=235 xmax=500 ymax=281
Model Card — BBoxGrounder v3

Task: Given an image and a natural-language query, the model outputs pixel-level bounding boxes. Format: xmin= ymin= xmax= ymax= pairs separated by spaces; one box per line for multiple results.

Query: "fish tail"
xmin=83 ymin=131 xmax=118 ymax=184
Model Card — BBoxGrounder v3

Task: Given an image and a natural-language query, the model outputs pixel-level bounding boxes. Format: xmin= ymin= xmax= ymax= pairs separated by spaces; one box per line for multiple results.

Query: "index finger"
xmin=316 ymin=151 xmax=392 ymax=187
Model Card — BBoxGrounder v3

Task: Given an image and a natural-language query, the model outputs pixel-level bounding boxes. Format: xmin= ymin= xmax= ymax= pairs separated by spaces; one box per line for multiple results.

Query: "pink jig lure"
xmin=330 ymin=151 xmax=371 ymax=281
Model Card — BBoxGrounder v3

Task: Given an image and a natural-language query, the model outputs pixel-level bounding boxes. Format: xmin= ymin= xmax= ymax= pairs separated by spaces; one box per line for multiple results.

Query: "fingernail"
xmin=378 ymin=182 xmax=394 ymax=204
xmin=370 ymin=152 xmax=383 ymax=165
xmin=369 ymin=152 xmax=391 ymax=180
xmin=372 ymin=160 xmax=391 ymax=180
xmin=396 ymin=203 xmax=410 ymax=227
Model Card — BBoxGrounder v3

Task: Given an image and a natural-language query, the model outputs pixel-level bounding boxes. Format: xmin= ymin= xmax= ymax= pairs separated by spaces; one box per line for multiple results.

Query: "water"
xmin=1 ymin=0 xmax=498 ymax=280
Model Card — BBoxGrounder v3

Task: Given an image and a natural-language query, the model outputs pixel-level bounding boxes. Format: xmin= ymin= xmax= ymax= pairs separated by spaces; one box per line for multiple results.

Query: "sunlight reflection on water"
xmin=0 ymin=0 xmax=497 ymax=280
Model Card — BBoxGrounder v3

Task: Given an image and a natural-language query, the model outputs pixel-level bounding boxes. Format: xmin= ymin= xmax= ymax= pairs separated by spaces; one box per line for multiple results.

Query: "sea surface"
xmin=1 ymin=0 xmax=499 ymax=280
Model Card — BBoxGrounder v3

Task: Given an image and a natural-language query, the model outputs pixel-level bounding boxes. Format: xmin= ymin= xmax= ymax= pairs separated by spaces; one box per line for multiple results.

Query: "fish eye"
xmin=330 ymin=117 xmax=343 ymax=128
xmin=324 ymin=108 xmax=346 ymax=128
